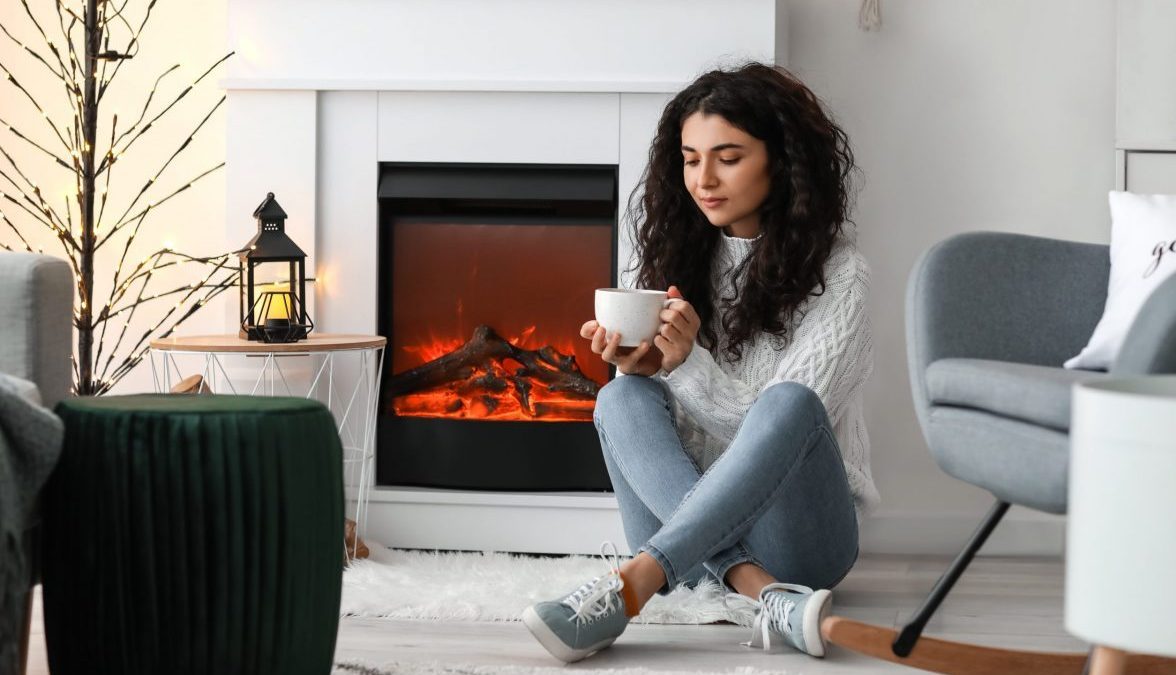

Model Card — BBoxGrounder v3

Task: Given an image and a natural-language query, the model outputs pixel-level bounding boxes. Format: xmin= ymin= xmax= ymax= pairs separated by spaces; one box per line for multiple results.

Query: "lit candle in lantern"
xmin=262 ymin=281 xmax=291 ymax=321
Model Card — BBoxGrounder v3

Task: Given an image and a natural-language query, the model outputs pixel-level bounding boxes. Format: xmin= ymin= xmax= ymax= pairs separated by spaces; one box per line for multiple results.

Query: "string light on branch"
xmin=0 ymin=1 xmax=235 ymax=396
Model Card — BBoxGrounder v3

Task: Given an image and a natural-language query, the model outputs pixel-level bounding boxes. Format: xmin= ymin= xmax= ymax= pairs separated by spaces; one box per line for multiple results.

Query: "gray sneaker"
xmin=522 ymin=543 xmax=631 ymax=663
xmin=743 ymin=582 xmax=832 ymax=657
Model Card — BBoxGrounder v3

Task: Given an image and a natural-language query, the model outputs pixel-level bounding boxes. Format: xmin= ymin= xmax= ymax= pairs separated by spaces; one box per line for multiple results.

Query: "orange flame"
xmin=392 ymin=328 xmax=599 ymax=422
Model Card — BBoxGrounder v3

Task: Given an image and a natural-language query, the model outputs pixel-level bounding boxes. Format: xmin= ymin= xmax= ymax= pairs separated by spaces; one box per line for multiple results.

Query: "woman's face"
xmin=680 ymin=111 xmax=772 ymax=239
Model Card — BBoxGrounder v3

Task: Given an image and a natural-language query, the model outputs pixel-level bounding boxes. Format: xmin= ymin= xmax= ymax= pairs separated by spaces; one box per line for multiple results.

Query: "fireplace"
xmin=222 ymin=0 xmax=787 ymax=553
xmin=376 ymin=163 xmax=617 ymax=491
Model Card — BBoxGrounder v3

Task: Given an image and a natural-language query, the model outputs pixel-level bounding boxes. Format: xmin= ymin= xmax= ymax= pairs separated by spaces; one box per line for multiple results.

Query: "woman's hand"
xmin=655 ymin=285 xmax=701 ymax=373
xmin=579 ymin=320 xmax=664 ymax=376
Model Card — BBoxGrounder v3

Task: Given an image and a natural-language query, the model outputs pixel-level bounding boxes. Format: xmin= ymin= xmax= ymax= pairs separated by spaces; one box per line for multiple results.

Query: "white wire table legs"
xmin=334 ymin=347 xmax=385 ymax=554
xmin=148 ymin=345 xmax=386 ymax=559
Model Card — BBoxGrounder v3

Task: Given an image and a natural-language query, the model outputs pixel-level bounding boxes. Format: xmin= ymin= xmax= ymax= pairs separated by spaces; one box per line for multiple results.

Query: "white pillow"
xmin=1065 ymin=191 xmax=1176 ymax=370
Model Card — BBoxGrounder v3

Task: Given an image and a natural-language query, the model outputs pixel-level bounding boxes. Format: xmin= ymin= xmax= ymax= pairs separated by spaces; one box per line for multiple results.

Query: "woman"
xmin=523 ymin=62 xmax=879 ymax=663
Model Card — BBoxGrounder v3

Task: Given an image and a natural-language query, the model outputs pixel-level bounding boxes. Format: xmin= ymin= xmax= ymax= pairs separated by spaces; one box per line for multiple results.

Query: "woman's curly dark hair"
xmin=627 ymin=62 xmax=856 ymax=362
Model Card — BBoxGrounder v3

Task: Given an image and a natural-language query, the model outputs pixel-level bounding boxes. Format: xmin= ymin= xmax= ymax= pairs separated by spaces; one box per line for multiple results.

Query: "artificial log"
xmin=386 ymin=325 xmax=600 ymax=417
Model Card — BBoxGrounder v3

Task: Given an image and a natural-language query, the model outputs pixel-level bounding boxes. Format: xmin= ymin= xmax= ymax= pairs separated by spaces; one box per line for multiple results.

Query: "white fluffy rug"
xmin=333 ymin=662 xmax=787 ymax=675
xmin=341 ymin=546 xmax=758 ymax=626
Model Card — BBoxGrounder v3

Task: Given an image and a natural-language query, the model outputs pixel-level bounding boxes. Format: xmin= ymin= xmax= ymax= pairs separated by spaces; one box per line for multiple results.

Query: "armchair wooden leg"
xmin=823 ymin=617 xmax=1176 ymax=675
xmin=824 ymin=615 xmax=1084 ymax=674
xmin=1090 ymin=646 xmax=1130 ymax=675
xmin=821 ymin=499 xmax=1176 ymax=674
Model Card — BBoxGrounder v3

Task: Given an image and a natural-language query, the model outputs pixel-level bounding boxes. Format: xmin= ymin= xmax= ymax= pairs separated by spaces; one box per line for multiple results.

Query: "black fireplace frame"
xmin=376 ymin=162 xmax=619 ymax=492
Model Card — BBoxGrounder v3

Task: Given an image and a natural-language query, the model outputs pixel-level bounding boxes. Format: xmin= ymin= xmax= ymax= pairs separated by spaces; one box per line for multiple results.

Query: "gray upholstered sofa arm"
xmin=1112 ymin=272 xmax=1176 ymax=375
xmin=0 ymin=253 xmax=73 ymax=405
xmin=0 ymin=252 xmax=71 ymax=673
xmin=906 ymin=232 xmax=1110 ymax=413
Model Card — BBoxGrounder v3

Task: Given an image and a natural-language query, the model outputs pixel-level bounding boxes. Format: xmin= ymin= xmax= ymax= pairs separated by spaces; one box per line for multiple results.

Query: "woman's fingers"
xmin=591 ymin=326 xmax=609 ymax=354
xmin=653 ymin=334 xmax=676 ymax=361
xmin=599 ymin=331 xmax=654 ymax=372
xmin=661 ymin=302 xmax=698 ymax=333
xmin=666 ymin=300 xmax=700 ymax=328
xmin=659 ymin=321 xmax=684 ymax=341
xmin=654 ymin=334 xmax=686 ymax=371
xmin=615 ymin=341 xmax=651 ymax=371
xmin=600 ymin=330 xmax=622 ymax=363
xmin=658 ymin=310 xmax=691 ymax=336
xmin=580 ymin=320 xmax=599 ymax=339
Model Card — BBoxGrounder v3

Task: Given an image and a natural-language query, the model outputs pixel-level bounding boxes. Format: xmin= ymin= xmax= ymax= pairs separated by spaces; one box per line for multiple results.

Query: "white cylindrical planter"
xmin=1067 ymin=376 xmax=1176 ymax=657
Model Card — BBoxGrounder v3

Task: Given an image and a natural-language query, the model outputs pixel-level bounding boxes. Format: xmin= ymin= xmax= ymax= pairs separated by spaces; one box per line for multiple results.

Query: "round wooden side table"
xmin=149 ymin=333 xmax=386 ymax=552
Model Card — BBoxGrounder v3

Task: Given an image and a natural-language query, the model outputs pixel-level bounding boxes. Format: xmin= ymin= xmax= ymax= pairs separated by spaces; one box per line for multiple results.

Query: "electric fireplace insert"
xmin=376 ymin=163 xmax=618 ymax=491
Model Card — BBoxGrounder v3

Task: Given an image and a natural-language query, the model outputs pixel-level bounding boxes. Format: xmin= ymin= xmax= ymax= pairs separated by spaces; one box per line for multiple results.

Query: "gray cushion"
xmin=926 ymin=358 xmax=1109 ymax=431
xmin=926 ymin=407 xmax=1069 ymax=514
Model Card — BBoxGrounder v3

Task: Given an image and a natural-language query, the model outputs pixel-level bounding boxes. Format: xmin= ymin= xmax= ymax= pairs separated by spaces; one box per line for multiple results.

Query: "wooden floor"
xmin=26 ymin=554 xmax=1086 ymax=674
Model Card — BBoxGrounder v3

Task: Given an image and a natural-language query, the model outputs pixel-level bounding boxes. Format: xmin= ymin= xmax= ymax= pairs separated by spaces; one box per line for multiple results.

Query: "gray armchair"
xmin=825 ymin=232 xmax=1176 ymax=672
xmin=908 ymin=232 xmax=1108 ymax=514
xmin=908 ymin=231 xmax=1176 ymax=518
xmin=0 ymin=252 xmax=72 ymax=675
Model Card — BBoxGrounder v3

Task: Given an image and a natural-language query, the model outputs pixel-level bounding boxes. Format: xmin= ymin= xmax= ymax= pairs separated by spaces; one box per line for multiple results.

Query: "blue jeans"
xmin=593 ymin=376 xmax=859 ymax=594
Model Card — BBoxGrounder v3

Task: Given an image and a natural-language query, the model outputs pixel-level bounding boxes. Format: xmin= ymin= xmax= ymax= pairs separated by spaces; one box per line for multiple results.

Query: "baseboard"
xmin=352 ymin=487 xmax=628 ymax=556
xmin=351 ymin=488 xmax=1065 ymax=557
xmin=858 ymin=505 xmax=1065 ymax=557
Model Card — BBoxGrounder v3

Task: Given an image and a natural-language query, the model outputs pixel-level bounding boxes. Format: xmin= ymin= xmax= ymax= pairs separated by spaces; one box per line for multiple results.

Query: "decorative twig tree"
xmin=0 ymin=0 xmax=237 ymax=395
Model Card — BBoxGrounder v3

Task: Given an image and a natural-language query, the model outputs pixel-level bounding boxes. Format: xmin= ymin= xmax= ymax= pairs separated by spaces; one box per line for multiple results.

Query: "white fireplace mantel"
xmin=223 ymin=0 xmax=788 ymax=555
xmin=220 ymin=78 xmax=692 ymax=94
xmin=225 ymin=0 xmax=787 ymax=89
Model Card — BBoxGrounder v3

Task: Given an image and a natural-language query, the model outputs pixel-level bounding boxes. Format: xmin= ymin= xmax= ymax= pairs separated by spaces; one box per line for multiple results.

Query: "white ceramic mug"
xmin=594 ymin=288 xmax=674 ymax=348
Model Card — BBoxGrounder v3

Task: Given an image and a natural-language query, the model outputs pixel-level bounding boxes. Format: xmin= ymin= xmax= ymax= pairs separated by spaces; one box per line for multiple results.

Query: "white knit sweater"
xmin=654 ymin=230 xmax=881 ymax=522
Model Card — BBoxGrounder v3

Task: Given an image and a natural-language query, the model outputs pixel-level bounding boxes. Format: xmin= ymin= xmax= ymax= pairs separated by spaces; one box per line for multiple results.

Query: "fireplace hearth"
xmin=377 ymin=163 xmax=617 ymax=491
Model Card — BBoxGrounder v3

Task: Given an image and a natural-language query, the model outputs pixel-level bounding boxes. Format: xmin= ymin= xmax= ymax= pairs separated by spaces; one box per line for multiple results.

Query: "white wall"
xmin=786 ymin=0 xmax=1116 ymax=553
xmin=0 ymin=1 xmax=229 ymax=395
xmin=2 ymin=0 xmax=1121 ymax=553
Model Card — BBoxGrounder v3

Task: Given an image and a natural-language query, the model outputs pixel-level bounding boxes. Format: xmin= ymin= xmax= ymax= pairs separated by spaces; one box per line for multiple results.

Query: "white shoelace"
xmin=561 ymin=541 xmax=624 ymax=625
xmin=740 ymin=582 xmax=814 ymax=650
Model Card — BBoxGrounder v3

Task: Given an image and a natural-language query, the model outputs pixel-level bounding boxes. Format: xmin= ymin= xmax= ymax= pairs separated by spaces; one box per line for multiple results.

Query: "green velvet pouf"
xmin=41 ymin=395 xmax=344 ymax=675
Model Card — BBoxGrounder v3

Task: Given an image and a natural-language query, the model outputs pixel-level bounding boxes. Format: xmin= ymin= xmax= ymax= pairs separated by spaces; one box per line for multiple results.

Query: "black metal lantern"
xmin=238 ymin=192 xmax=314 ymax=342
